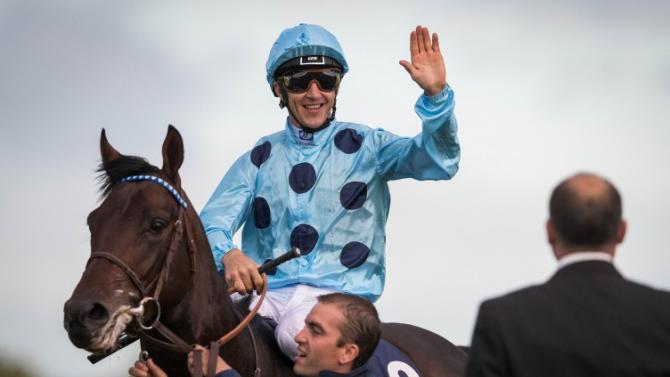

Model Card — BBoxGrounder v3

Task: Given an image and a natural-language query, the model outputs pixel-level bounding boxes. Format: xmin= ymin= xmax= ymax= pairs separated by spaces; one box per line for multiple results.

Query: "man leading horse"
xmin=200 ymin=23 xmax=460 ymax=360
xmin=130 ymin=293 xmax=388 ymax=377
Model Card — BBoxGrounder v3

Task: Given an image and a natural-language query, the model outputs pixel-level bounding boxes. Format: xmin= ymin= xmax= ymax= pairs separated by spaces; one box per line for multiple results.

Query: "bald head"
xmin=548 ymin=173 xmax=624 ymax=253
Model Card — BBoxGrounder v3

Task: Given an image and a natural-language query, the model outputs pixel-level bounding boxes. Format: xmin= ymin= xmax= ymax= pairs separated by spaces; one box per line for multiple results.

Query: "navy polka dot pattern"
xmin=290 ymin=224 xmax=319 ymax=255
xmin=334 ymin=128 xmax=363 ymax=154
xmin=289 ymin=162 xmax=317 ymax=194
xmin=262 ymin=258 xmax=277 ymax=275
xmin=253 ymin=197 xmax=271 ymax=229
xmin=340 ymin=182 xmax=367 ymax=210
xmin=250 ymin=141 xmax=271 ymax=168
xmin=340 ymin=242 xmax=370 ymax=269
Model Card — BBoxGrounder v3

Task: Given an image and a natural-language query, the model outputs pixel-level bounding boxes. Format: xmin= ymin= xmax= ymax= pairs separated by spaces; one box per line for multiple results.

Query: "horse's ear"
xmin=100 ymin=128 xmax=121 ymax=164
xmin=162 ymin=125 xmax=184 ymax=186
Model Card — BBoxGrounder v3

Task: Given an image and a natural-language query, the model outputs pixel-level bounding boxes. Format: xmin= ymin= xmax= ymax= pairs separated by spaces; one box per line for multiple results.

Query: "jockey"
xmin=200 ymin=23 xmax=460 ymax=359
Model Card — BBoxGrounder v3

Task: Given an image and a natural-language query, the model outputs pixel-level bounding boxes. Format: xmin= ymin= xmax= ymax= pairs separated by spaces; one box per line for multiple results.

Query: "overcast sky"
xmin=1 ymin=1 xmax=669 ymax=376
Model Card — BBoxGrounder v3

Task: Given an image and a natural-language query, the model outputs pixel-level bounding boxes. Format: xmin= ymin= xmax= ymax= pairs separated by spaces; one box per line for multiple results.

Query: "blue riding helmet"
xmin=266 ymin=23 xmax=349 ymax=89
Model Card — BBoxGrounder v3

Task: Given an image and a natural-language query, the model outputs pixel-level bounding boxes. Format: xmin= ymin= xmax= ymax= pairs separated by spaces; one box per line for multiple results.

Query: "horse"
xmin=63 ymin=126 xmax=468 ymax=377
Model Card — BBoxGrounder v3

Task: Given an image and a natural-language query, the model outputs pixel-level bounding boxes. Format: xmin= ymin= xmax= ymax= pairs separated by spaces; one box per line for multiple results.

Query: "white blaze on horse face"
xmin=114 ymin=289 xmax=139 ymax=299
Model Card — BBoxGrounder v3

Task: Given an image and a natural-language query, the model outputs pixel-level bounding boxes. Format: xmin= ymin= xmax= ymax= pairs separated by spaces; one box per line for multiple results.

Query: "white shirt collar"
xmin=557 ymin=251 xmax=613 ymax=270
xmin=289 ymin=124 xmax=314 ymax=145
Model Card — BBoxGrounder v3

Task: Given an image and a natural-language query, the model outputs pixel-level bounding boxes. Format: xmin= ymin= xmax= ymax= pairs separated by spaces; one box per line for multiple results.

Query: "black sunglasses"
xmin=280 ymin=70 xmax=342 ymax=93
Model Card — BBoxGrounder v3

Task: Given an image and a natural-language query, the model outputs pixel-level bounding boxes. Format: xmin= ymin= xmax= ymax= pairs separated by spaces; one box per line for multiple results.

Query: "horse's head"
xmin=64 ymin=126 xmax=195 ymax=353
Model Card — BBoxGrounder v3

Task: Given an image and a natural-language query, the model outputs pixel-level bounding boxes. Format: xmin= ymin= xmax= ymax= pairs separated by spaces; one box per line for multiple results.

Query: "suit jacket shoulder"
xmin=467 ymin=261 xmax=670 ymax=377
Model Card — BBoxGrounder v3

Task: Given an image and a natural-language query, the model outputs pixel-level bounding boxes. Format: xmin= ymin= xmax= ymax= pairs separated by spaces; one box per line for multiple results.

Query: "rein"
xmin=87 ymin=175 xmax=266 ymax=376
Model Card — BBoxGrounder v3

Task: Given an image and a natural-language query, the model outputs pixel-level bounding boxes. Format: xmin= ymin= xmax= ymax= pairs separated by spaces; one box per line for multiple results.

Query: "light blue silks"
xmin=200 ymin=86 xmax=459 ymax=301
xmin=266 ymin=23 xmax=349 ymax=87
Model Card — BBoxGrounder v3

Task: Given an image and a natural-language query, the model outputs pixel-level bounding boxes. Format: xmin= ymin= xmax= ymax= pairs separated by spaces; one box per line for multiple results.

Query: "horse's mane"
xmin=97 ymin=155 xmax=161 ymax=196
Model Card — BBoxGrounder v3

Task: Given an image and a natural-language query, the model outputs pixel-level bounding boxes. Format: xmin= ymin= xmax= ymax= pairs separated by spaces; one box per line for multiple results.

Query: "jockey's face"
xmin=293 ymin=302 xmax=357 ymax=376
xmin=274 ymin=69 xmax=340 ymax=130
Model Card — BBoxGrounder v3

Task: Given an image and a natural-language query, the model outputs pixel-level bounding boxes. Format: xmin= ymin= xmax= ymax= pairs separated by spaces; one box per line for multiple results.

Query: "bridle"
xmin=86 ymin=175 xmax=265 ymax=377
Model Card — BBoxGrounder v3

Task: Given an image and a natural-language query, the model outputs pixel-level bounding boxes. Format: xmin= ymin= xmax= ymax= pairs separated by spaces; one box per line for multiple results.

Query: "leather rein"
xmin=86 ymin=175 xmax=265 ymax=377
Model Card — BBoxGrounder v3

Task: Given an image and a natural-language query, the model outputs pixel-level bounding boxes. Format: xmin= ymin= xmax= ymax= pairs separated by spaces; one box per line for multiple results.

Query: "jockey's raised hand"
xmin=399 ymin=25 xmax=447 ymax=97
xmin=222 ymin=248 xmax=265 ymax=295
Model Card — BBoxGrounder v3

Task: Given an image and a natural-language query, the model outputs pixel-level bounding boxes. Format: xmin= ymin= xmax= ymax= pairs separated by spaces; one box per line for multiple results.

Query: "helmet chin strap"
xmin=278 ymin=83 xmax=337 ymax=134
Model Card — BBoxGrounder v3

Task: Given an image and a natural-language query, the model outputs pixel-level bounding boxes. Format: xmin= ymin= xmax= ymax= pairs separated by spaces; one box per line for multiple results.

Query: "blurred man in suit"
xmin=466 ymin=172 xmax=670 ymax=377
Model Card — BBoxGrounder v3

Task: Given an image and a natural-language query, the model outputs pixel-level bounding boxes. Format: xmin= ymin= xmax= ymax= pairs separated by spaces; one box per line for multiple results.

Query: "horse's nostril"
xmin=88 ymin=303 xmax=109 ymax=322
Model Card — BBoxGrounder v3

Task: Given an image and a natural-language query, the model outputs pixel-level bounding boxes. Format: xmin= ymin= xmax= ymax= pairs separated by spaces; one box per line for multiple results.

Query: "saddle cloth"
xmin=366 ymin=338 xmax=422 ymax=377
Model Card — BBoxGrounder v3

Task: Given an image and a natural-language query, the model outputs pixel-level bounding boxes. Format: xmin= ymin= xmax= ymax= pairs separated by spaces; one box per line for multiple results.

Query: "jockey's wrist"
xmin=424 ymin=82 xmax=445 ymax=97
xmin=223 ymin=248 xmax=242 ymax=261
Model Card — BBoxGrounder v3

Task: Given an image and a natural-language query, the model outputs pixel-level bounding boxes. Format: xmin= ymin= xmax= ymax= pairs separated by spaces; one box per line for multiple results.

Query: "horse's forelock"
xmin=96 ymin=155 xmax=161 ymax=196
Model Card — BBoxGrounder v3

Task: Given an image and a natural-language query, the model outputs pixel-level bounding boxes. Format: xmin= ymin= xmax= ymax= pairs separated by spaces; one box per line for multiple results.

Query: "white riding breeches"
xmin=247 ymin=284 xmax=338 ymax=359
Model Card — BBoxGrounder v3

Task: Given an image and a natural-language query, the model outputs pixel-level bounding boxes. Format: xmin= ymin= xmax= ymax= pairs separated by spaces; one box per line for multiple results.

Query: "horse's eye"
xmin=150 ymin=219 xmax=168 ymax=233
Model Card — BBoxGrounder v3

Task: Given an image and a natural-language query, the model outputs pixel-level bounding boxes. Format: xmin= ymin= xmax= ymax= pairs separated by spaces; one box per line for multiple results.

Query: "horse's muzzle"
xmin=63 ymin=298 xmax=110 ymax=348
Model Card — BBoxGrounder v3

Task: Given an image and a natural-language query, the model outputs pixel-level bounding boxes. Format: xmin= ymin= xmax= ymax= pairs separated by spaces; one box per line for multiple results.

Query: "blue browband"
xmin=120 ymin=175 xmax=188 ymax=208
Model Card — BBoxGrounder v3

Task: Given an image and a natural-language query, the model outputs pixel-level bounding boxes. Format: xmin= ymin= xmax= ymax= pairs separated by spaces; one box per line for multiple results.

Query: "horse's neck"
xmin=163 ymin=221 xmax=240 ymax=333
xmin=184 ymin=252 xmax=239 ymax=337
xmin=161 ymin=208 xmax=257 ymax=372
